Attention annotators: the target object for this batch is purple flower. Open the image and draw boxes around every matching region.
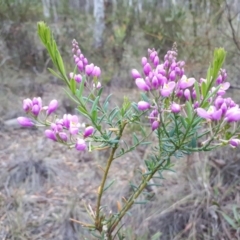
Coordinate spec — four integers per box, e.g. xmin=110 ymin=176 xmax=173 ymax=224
xmin=32 ymin=97 xmax=42 ymax=116
xmin=217 ymin=82 xmax=230 ymax=96
xmin=141 ymin=57 xmax=148 ymax=67
xmin=135 ymin=78 xmax=150 ymax=91
xmin=32 ymin=105 xmax=41 ymax=116
xmin=184 ymin=89 xmax=190 ymax=101
xmin=85 ymin=63 xmax=94 ymax=76
xmin=75 ymin=138 xmax=87 ymax=151
xmin=229 ymin=139 xmax=240 ymax=148
xmin=149 ymin=110 xmax=158 ymax=124
xmin=179 ymin=75 xmax=195 ymax=89
xmin=225 ymin=107 xmax=240 ymax=122
xmin=151 ymin=120 xmax=160 ymax=131
xmin=152 ymin=76 xmax=159 ymax=89
xmin=23 ymin=98 xmax=32 ymax=112
xmin=171 ymin=102 xmax=181 ymax=113
xmin=169 ymin=71 xmax=176 ymax=81
xmin=153 ymin=56 xmax=159 ymax=66
xmin=157 ymin=74 xmax=167 ymax=86
xmin=75 ymin=74 xmax=82 ymax=83
xmin=47 ymin=99 xmax=58 ymax=116
xmin=59 ymin=132 xmax=68 ymax=142
xmin=92 ymin=66 xmax=101 ymax=77
xmin=45 ymin=129 xmax=57 ymax=141
xmin=197 ymin=106 xmax=222 ymax=121
xmin=69 ymin=115 xmax=80 ymax=135
xmin=131 ymin=69 xmax=142 ymax=79
xmin=17 ymin=117 xmax=34 ymax=127
xmin=138 ymin=101 xmax=150 ymax=111
xmin=143 ymin=63 xmax=152 ymax=76
xmin=160 ymin=82 xmax=176 ymax=97
xmin=83 ymin=126 xmax=94 ymax=138
xmin=77 ymin=60 xmax=84 ymax=71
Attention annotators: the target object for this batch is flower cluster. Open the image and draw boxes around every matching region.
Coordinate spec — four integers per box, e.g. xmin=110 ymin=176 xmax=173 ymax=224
xmin=70 ymin=39 xmax=101 ymax=88
xmin=132 ymin=46 xmax=240 ymax=148
xmin=18 ymin=96 xmax=94 ymax=151
xmin=45 ymin=114 xmax=94 ymax=151
xmin=132 ymin=46 xmax=193 ymax=129
xmin=18 ymin=97 xmax=58 ymax=127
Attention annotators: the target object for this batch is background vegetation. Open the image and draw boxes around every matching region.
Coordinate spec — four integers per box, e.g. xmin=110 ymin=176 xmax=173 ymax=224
xmin=0 ymin=0 xmax=240 ymax=239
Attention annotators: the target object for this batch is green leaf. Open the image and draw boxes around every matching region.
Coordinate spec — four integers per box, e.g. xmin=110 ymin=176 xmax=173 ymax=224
xmin=194 ymin=81 xmax=201 ymax=102
xmin=185 ymin=101 xmax=193 ymax=122
xmin=91 ymin=110 xmax=98 ymax=122
xmin=69 ymin=78 xmax=76 ymax=94
xmin=132 ymin=133 xmax=139 ymax=145
xmin=220 ymin=211 xmax=238 ymax=229
xmin=103 ymin=179 xmax=115 ymax=192
xmin=151 ymin=232 xmax=162 ymax=240
xmin=91 ymin=96 xmax=100 ymax=115
xmin=48 ymin=68 xmax=64 ymax=80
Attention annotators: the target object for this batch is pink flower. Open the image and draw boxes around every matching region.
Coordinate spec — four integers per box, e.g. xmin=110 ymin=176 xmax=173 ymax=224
xmin=138 ymin=101 xmax=150 ymax=111
xmin=197 ymin=106 xmax=222 ymax=121
xmin=225 ymin=107 xmax=240 ymax=122
xmin=83 ymin=126 xmax=94 ymax=138
xmin=160 ymin=82 xmax=176 ymax=97
xmin=45 ymin=129 xmax=57 ymax=141
xmin=184 ymin=89 xmax=191 ymax=100
xmin=217 ymin=82 xmax=230 ymax=96
xmin=69 ymin=115 xmax=80 ymax=135
xmin=23 ymin=98 xmax=32 ymax=112
xmin=131 ymin=69 xmax=141 ymax=79
xmin=46 ymin=99 xmax=58 ymax=116
xmin=171 ymin=102 xmax=181 ymax=113
xmin=85 ymin=63 xmax=94 ymax=76
xmin=143 ymin=63 xmax=152 ymax=76
xmin=135 ymin=78 xmax=150 ymax=91
xmin=151 ymin=120 xmax=159 ymax=131
xmin=59 ymin=132 xmax=68 ymax=141
xmin=92 ymin=66 xmax=101 ymax=77
xmin=141 ymin=57 xmax=148 ymax=67
xmin=75 ymin=138 xmax=87 ymax=151
xmin=32 ymin=97 xmax=42 ymax=116
xmin=179 ymin=75 xmax=195 ymax=89
xmin=229 ymin=139 xmax=240 ymax=148
xmin=75 ymin=74 xmax=82 ymax=83
xmin=17 ymin=117 xmax=34 ymax=127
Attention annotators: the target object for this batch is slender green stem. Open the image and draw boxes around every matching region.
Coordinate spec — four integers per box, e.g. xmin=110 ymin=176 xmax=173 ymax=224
xmin=95 ymin=146 xmax=118 ymax=230
xmin=108 ymin=149 xmax=177 ymax=235
xmin=95 ymin=121 xmax=128 ymax=231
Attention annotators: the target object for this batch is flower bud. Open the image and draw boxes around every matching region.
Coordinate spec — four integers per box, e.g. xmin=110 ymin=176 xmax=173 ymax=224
xmin=17 ymin=117 xmax=34 ymax=127
xmin=151 ymin=120 xmax=159 ymax=131
xmin=229 ymin=139 xmax=240 ymax=148
xmin=84 ymin=126 xmax=94 ymax=138
xmin=75 ymin=74 xmax=82 ymax=83
xmin=75 ymin=138 xmax=87 ymax=151
xmin=141 ymin=57 xmax=148 ymax=67
xmin=171 ymin=102 xmax=181 ymax=113
xmin=135 ymin=78 xmax=150 ymax=91
xmin=47 ymin=99 xmax=58 ymax=116
xmin=92 ymin=66 xmax=101 ymax=77
xmin=131 ymin=69 xmax=141 ymax=79
xmin=45 ymin=129 xmax=57 ymax=141
xmin=138 ymin=101 xmax=150 ymax=111
xmin=143 ymin=63 xmax=152 ymax=76
xmin=23 ymin=98 xmax=32 ymax=112
xmin=59 ymin=132 xmax=68 ymax=142
xmin=85 ymin=63 xmax=94 ymax=76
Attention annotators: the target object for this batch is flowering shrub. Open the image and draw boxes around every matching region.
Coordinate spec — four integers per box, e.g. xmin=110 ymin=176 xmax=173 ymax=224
xmin=17 ymin=22 xmax=240 ymax=239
